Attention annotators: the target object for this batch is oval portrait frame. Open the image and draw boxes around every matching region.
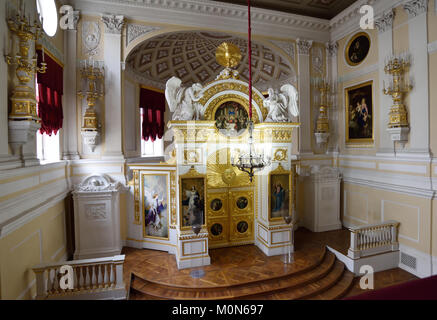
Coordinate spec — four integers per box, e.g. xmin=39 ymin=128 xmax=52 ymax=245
xmin=345 ymin=32 xmax=371 ymax=67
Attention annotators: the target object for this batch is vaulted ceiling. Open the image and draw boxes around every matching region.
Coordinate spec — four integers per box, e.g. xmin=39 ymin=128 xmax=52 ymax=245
xmin=212 ymin=0 xmax=358 ymax=20
xmin=126 ymin=31 xmax=297 ymax=92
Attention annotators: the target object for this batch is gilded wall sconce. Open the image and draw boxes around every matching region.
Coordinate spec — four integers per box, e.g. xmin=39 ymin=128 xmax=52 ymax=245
xmin=383 ymin=53 xmax=412 ymax=143
xmin=78 ymin=59 xmax=104 ymax=152
xmin=5 ymin=6 xmax=47 ymax=155
xmin=313 ymin=78 xmax=336 ymax=147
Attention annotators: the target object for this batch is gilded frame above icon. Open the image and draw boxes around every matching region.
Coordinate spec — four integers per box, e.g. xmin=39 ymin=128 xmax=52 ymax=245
xmin=345 ymin=80 xmax=374 ymax=145
xmin=268 ymin=164 xmax=292 ymax=222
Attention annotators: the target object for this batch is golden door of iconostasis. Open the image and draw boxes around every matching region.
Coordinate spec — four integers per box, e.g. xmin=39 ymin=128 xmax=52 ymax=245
xmin=206 ymin=148 xmax=255 ymax=248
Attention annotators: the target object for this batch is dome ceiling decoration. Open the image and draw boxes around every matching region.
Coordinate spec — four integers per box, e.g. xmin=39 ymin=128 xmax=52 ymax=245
xmin=125 ymin=31 xmax=296 ymax=92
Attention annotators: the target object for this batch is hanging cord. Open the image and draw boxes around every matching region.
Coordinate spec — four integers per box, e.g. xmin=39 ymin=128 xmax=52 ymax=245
xmin=247 ymin=0 xmax=252 ymax=120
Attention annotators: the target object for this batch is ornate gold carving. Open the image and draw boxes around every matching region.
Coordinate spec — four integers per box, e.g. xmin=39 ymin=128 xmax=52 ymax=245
xmin=207 ymin=192 xmax=228 ymax=218
xmin=207 ymin=218 xmax=228 ymax=242
xmin=207 ymin=148 xmax=253 ymax=189
xmin=184 ymin=149 xmax=201 ymax=164
xmin=229 ymin=191 xmax=254 ymax=216
xmin=273 ymin=149 xmax=288 ymax=162
xmin=230 ymin=215 xmax=253 ymax=242
xmin=200 ymin=82 xmax=267 ymax=120
xmin=170 ymin=171 xmax=177 ymax=226
xmin=133 ymin=170 xmax=141 ymax=225
xmin=216 ymin=42 xmax=242 ymax=68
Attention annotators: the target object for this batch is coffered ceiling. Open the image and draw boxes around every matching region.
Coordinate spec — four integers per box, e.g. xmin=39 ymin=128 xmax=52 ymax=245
xmin=212 ymin=0 xmax=359 ymax=20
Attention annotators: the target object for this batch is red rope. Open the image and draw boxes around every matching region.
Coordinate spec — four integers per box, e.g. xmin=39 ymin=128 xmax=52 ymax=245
xmin=247 ymin=0 xmax=252 ymax=120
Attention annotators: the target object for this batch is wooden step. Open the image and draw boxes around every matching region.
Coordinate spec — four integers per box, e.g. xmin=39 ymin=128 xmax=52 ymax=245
xmin=247 ymin=260 xmax=345 ymax=300
xmin=130 ymin=251 xmax=337 ymax=300
xmin=304 ymin=270 xmax=355 ymax=300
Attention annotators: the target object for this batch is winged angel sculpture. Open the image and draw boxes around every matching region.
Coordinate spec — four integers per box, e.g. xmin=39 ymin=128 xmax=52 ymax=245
xmin=263 ymin=84 xmax=299 ymax=122
xmin=165 ymin=76 xmax=204 ymax=120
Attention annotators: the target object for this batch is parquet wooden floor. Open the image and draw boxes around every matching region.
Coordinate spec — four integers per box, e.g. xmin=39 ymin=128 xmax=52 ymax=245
xmin=123 ymin=227 xmax=417 ymax=300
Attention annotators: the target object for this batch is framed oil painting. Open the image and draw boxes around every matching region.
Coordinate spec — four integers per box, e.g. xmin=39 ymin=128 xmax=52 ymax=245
xmin=345 ymin=32 xmax=371 ymax=66
xmin=214 ymin=100 xmax=249 ymax=137
xmin=142 ymin=173 xmax=169 ymax=240
xmin=268 ymin=166 xmax=291 ymax=221
xmin=345 ymin=81 xmax=374 ymax=145
xmin=180 ymin=170 xmax=206 ymax=230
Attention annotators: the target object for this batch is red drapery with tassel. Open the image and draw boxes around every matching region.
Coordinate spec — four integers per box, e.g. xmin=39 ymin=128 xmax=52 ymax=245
xmin=140 ymin=87 xmax=165 ymax=142
xmin=36 ymin=49 xmax=63 ymax=136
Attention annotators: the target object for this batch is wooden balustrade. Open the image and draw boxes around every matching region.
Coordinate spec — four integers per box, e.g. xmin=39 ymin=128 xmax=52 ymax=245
xmin=32 ymin=255 xmax=126 ymax=300
xmin=347 ymin=221 xmax=399 ymax=259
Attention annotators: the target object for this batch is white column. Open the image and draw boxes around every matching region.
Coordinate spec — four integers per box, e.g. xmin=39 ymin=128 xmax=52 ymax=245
xmin=326 ymin=42 xmax=338 ymax=153
xmin=375 ymin=9 xmax=395 ymax=154
xmin=63 ymin=11 xmax=80 ymax=160
xmin=404 ymin=0 xmax=430 ymax=156
xmin=101 ymin=14 xmax=125 ymax=160
xmin=296 ymin=39 xmax=313 ymax=155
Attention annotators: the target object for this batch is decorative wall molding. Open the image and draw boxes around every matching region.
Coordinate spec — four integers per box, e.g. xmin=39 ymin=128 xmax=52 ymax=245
xmin=101 ymin=14 xmax=125 ymax=34
xmin=71 ymin=10 xmax=81 ymax=30
xmin=325 ymin=42 xmax=338 ymax=57
xmin=74 ymin=174 xmax=125 ymax=192
xmin=403 ymin=0 xmax=428 ymax=18
xmin=82 ymin=21 xmax=101 ymax=56
xmin=375 ymin=9 xmax=395 ymax=33
xmin=429 ymin=41 xmax=437 ymax=54
xmin=338 ymin=63 xmax=378 ymax=83
xmin=311 ymin=46 xmax=323 ymax=75
xmin=296 ymin=39 xmax=313 ymax=56
xmin=85 ymin=203 xmax=107 ymax=220
xmin=126 ymin=24 xmax=161 ymax=47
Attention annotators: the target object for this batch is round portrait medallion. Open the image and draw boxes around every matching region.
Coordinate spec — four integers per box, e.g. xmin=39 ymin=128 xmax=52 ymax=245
xmin=236 ymin=197 xmax=248 ymax=210
xmin=210 ymin=223 xmax=223 ymax=236
xmin=345 ymin=32 xmax=371 ymax=66
xmin=210 ymin=199 xmax=223 ymax=211
xmin=237 ymin=221 xmax=249 ymax=234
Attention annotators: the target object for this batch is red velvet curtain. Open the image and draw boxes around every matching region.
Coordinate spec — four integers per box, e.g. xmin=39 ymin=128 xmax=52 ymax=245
xmin=140 ymin=88 xmax=165 ymax=142
xmin=36 ymin=49 xmax=64 ymax=136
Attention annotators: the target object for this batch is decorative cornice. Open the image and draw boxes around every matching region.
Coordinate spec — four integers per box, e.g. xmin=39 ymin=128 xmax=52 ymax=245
xmin=40 ymin=34 xmax=65 ymax=64
xmin=325 ymin=41 xmax=339 ymax=57
xmin=296 ymin=38 xmax=313 ymax=56
xmin=375 ymin=9 xmax=395 ymax=33
xmin=71 ymin=0 xmax=330 ymax=41
xmin=126 ymin=24 xmax=161 ymax=46
xmin=403 ymin=0 xmax=428 ymax=18
xmin=101 ymin=14 xmax=125 ymax=34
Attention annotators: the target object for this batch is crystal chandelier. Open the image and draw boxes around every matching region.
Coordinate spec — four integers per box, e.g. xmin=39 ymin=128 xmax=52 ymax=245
xmin=231 ymin=0 xmax=271 ymax=182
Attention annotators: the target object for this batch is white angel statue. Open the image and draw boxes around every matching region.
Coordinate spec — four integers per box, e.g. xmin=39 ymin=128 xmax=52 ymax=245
xmin=165 ymin=76 xmax=204 ymax=120
xmin=263 ymin=84 xmax=299 ymax=122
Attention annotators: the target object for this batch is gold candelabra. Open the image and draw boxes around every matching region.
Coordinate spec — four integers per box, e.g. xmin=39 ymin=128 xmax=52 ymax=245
xmin=313 ymin=78 xmax=336 ymax=134
xmin=78 ymin=60 xmax=105 ymax=131
xmin=5 ymin=7 xmax=47 ymax=121
xmin=383 ymin=54 xmax=412 ymax=129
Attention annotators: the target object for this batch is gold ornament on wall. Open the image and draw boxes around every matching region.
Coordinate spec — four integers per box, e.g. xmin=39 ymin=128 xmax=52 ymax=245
xmin=6 ymin=8 xmax=47 ymax=122
xmin=215 ymin=42 xmax=242 ymax=68
xmin=382 ymin=53 xmax=412 ymax=142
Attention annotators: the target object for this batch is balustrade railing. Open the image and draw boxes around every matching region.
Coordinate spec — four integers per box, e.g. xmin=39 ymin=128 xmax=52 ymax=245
xmin=32 ymin=255 xmax=126 ymax=300
xmin=348 ymin=221 xmax=399 ymax=259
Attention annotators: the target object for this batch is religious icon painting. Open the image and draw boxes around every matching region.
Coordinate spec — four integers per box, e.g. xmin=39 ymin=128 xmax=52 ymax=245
xmin=142 ymin=173 xmax=169 ymax=240
xmin=345 ymin=80 xmax=374 ymax=145
xmin=345 ymin=32 xmax=371 ymax=66
xmin=180 ymin=174 xmax=206 ymax=230
xmin=268 ymin=169 xmax=291 ymax=221
xmin=214 ymin=100 xmax=249 ymax=137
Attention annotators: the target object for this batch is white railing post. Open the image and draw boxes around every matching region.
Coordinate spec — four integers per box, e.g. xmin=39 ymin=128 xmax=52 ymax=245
xmin=348 ymin=230 xmax=360 ymax=259
xmin=34 ymin=269 xmax=47 ymax=300
xmin=113 ymin=255 xmax=125 ymax=289
xmin=391 ymin=222 xmax=399 ymax=251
